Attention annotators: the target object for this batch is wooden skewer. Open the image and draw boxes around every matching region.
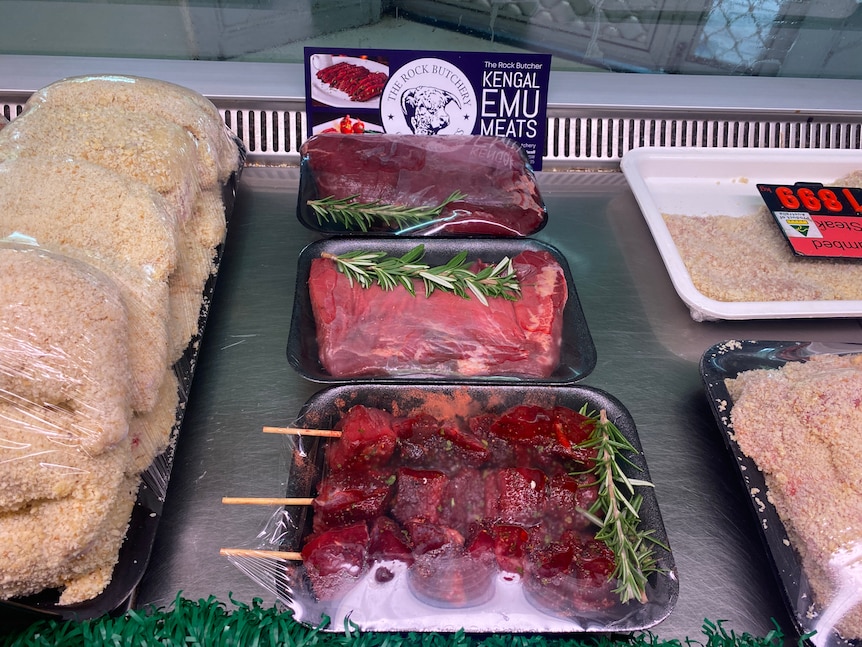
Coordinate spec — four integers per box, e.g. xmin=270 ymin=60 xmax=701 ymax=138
xmin=262 ymin=426 xmax=342 ymax=437
xmin=222 ymin=496 xmax=313 ymax=506
xmin=220 ymin=547 xmax=302 ymax=560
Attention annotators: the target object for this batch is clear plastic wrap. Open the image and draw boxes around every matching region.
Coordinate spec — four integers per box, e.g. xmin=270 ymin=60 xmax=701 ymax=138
xmin=168 ymin=187 xmax=228 ymax=362
xmin=0 ymin=243 xmax=131 ymax=495
xmin=297 ymin=133 xmax=547 ymax=237
xmin=0 ymin=440 xmax=139 ymax=604
xmin=0 ymin=113 xmax=8 ymax=130
xmin=224 ymin=384 xmax=678 ymax=634
xmin=24 ymin=74 xmax=243 ymax=188
xmin=0 ymin=97 xmax=233 ymax=364
xmin=0 ymin=243 xmax=142 ymax=603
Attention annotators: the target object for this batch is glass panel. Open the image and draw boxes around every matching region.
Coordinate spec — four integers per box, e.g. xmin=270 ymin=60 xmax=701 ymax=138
xmin=0 ymin=0 xmax=860 ymax=79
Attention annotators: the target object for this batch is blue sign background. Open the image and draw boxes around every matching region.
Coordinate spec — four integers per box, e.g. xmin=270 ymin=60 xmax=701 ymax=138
xmin=305 ymin=47 xmax=552 ymax=170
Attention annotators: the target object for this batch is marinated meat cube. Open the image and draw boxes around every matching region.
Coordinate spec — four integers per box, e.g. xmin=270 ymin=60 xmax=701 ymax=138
xmin=438 ymin=468 xmax=487 ymax=535
xmin=543 ymin=473 xmax=599 ymax=537
xmin=368 ymin=516 xmax=413 ymax=565
xmin=391 ymin=468 xmax=448 ymax=524
xmin=312 ymin=470 xmax=394 ymax=533
xmin=485 ymin=467 xmax=547 ymax=526
xmin=524 ymin=529 xmax=617 ymax=615
xmin=404 ymin=519 xmax=464 ymax=556
xmin=490 ymin=404 xmax=554 ymax=445
xmin=301 ymin=523 xmax=370 ymax=601
xmin=327 ymin=405 xmax=397 ymax=473
xmin=547 ymin=406 xmax=597 ymax=469
xmin=395 ymin=414 xmax=491 ymax=471
xmin=469 ymin=414 xmax=515 ymax=465
xmin=467 ymin=522 xmax=531 ymax=575
xmin=393 ymin=413 xmax=442 ymax=465
xmin=491 ymin=404 xmax=598 ymax=473
xmin=409 ymin=542 xmax=495 ymax=608
xmin=307 ymin=249 xmax=567 ymax=379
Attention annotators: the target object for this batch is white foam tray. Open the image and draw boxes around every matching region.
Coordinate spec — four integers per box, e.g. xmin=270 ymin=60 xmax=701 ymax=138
xmin=620 ymin=146 xmax=862 ymax=321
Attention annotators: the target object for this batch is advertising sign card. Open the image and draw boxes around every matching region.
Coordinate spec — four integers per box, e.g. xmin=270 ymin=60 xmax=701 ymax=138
xmin=758 ymin=182 xmax=862 ymax=259
xmin=304 ymin=47 xmax=552 ymax=170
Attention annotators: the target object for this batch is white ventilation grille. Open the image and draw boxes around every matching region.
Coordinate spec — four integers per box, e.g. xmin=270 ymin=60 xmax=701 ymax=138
xmin=4 ymin=100 xmax=861 ymax=169
xmin=220 ymin=108 xmax=306 ymax=160
xmin=218 ymin=107 xmax=862 ymax=169
xmin=544 ymin=115 xmax=862 ymax=166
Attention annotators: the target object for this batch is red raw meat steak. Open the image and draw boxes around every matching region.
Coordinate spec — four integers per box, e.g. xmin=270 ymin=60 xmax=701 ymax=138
xmin=307 ymin=249 xmax=568 ymax=378
xmin=300 ymin=133 xmax=546 ymax=236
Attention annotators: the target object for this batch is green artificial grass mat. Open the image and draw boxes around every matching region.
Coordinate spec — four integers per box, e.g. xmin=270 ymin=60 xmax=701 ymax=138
xmin=1 ymin=594 xmax=801 ymax=647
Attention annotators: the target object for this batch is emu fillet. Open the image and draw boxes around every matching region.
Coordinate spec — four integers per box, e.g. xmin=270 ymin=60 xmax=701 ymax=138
xmin=308 ymin=250 xmax=568 ymax=378
xmin=300 ymin=133 xmax=546 ymax=236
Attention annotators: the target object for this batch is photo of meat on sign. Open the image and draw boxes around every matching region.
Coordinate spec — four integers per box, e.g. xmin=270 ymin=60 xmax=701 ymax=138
xmin=311 ymin=54 xmax=389 ymax=108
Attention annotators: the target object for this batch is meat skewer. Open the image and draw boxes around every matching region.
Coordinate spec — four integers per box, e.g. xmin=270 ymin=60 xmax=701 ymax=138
xmin=222 ymin=496 xmax=314 ymax=506
xmin=262 ymin=426 xmax=341 ymax=437
xmin=220 ymin=548 xmax=301 ymax=560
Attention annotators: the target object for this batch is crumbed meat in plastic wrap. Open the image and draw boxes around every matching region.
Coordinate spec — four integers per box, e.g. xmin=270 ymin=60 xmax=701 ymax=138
xmin=0 ymin=243 xmax=149 ymax=602
xmin=24 ymin=74 xmax=242 ymax=187
xmin=0 ymin=243 xmax=131 ymax=510
xmin=0 ymin=114 xmax=7 ymax=130
xmin=0 ymin=156 xmax=175 ymax=413
xmin=0 ymin=74 xmax=239 ymax=612
xmin=0 ymin=102 xmax=201 ymax=227
xmin=726 ymin=353 xmax=862 ymax=642
xmin=129 ymin=369 xmax=180 ymax=494
xmin=308 ymin=249 xmax=568 ymax=378
xmin=168 ymin=187 xmax=228 ymax=361
xmin=298 ymin=134 xmax=547 ymax=236
xmin=0 ymin=438 xmax=138 ymax=603
xmin=0 ymin=100 xmax=230 ymax=362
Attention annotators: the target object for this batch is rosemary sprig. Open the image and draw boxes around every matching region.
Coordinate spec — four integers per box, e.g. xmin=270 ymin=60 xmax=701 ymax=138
xmin=321 ymin=244 xmax=521 ymax=306
xmin=307 ymin=191 xmax=466 ymax=232
xmin=574 ymin=407 xmax=666 ymax=605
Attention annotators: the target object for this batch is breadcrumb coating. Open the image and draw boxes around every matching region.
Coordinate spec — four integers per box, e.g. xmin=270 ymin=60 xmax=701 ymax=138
xmin=0 ymin=156 xmax=173 ymax=413
xmin=0 ymin=102 xmax=200 ymax=226
xmin=168 ymin=188 xmax=227 ymax=361
xmin=727 ymin=354 xmax=862 ymax=639
xmin=25 ymin=74 xmax=241 ymax=187
xmin=663 ymin=172 xmax=862 ymax=303
xmin=130 ymin=369 xmax=180 ymax=477
xmin=0 ymin=245 xmax=130 ymax=447
xmin=0 ymin=437 xmax=134 ymax=600
xmin=0 ymin=74 xmax=239 ymax=606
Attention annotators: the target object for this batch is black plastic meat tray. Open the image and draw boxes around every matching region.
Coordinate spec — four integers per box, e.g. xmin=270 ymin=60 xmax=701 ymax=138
xmin=287 ymin=237 xmax=596 ymax=384
xmin=275 ymin=382 xmax=679 ymax=633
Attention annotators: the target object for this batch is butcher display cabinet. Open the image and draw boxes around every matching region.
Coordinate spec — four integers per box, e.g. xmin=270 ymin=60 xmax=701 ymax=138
xmin=2 ymin=2 xmax=862 ymax=645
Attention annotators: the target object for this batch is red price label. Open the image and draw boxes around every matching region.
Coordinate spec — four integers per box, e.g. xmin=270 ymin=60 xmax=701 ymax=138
xmin=757 ymin=182 xmax=862 ymax=259
xmin=759 ymin=183 xmax=862 ymax=216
